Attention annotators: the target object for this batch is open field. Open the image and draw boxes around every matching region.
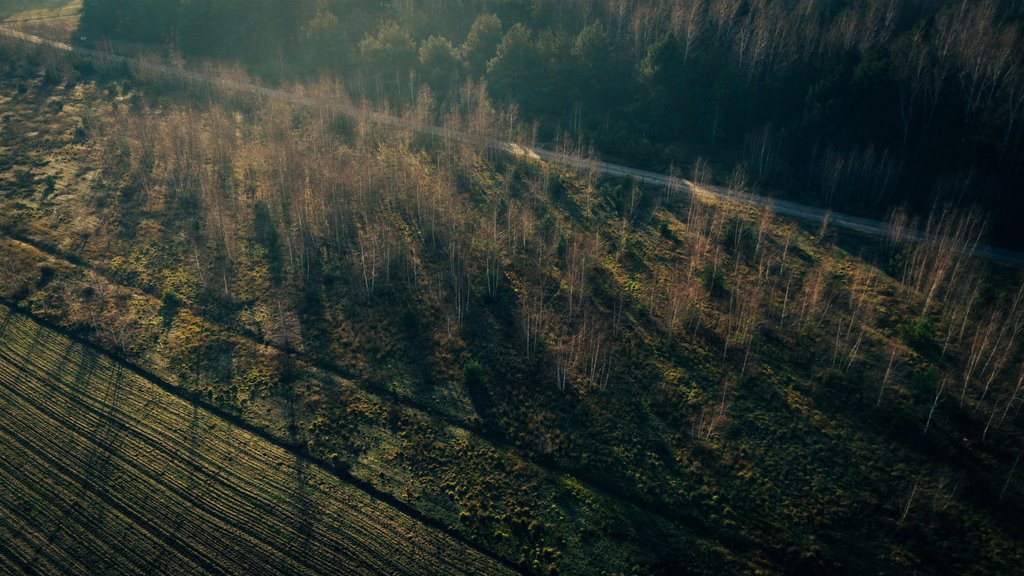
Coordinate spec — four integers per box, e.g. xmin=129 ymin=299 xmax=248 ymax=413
xmin=0 ymin=305 xmax=514 ymax=575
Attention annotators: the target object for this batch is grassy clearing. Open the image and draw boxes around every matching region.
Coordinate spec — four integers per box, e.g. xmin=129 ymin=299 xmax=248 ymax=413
xmin=0 ymin=305 xmax=514 ymax=575
xmin=1 ymin=30 xmax=1022 ymax=575
xmin=0 ymin=46 xmax=746 ymax=575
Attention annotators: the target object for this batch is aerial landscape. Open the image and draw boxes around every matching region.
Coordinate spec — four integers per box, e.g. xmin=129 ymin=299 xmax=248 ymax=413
xmin=0 ymin=1 xmax=1023 ymax=574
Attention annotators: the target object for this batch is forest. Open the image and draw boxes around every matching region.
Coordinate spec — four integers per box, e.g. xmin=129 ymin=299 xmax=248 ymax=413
xmin=0 ymin=1 xmax=1023 ymax=574
xmin=77 ymin=0 xmax=1024 ymax=248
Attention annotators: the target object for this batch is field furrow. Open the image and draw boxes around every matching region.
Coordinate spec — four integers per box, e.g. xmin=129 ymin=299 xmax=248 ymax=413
xmin=0 ymin=358 xmax=312 ymax=574
xmin=0 ymin=306 xmax=516 ymax=576
xmin=0 ymin=376 xmax=225 ymax=574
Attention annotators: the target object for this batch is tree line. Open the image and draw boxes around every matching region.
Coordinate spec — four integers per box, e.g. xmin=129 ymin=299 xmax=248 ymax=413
xmin=78 ymin=1 xmax=1024 ymax=248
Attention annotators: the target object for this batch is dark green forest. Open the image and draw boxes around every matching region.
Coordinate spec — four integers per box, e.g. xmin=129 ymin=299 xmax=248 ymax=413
xmin=77 ymin=0 xmax=1024 ymax=248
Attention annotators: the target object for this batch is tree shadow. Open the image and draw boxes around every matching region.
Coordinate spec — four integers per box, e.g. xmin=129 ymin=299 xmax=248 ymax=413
xmin=290 ymin=456 xmax=316 ymax=557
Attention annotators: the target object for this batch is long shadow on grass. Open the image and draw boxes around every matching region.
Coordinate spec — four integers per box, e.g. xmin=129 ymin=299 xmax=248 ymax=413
xmin=143 ymin=399 xmax=208 ymax=574
xmin=69 ymin=339 xmax=100 ymax=389
xmin=809 ymin=361 xmax=1024 ymax=531
xmin=285 ymin=391 xmax=317 ymax=554
xmin=76 ymin=362 xmax=129 ymax=572
xmin=291 ymin=456 xmax=316 ymax=557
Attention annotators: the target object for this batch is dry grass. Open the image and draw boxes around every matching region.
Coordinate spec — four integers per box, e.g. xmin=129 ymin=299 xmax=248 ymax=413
xmin=0 ymin=0 xmax=80 ymax=21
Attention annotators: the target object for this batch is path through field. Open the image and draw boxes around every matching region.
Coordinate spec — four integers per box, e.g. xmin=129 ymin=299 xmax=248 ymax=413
xmin=0 ymin=305 xmax=516 ymax=575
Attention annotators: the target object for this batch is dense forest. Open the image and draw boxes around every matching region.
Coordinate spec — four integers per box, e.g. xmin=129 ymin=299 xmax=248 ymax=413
xmin=77 ymin=0 xmax=1024 ymax=248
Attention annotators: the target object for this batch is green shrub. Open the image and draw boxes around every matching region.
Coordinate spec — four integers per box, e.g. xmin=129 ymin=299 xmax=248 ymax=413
xmin=463 ymin=360 xmax=484 ymax=389
xmin=900 ymin=315 xmax=937 ymax=356
xmin=159 ymin=288 xmax=182 ymax=326
xmin=658 ymin=219 xmax=672 ymax=239
xmin=724 ymin=216 xmax=755 ymax=256
xmin=71 ymin=116 xmax=89 ymax=142
xmin=400 ymin=307 xmax=419 ymax=333
xmin=908 ymin=365 xmax=940 ymax=400
xmin=701 ymin=262 xmax=727 ymax=299
xmin=885 ymin=251 xmax=906 ymax=278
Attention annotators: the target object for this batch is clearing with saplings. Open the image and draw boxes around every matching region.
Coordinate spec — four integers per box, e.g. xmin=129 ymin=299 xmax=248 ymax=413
xmin=1 ymin=1 xmax=1023 ymax=574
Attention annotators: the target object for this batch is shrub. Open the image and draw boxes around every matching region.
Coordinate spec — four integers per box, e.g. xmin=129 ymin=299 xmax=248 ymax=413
xmin=658 ymin=219 xmax=672 ymax=239
xmin=400 ymin=307 xmax=419 ymax=333
xmin=900 ymin=315 xmax=938 ymax=357
xmin=463 ymin=360 xmax=484 ymax=389
xmin=908 ymin=365 xmax=940 ymax=400
xmin=159 ymin=288 xmax=182 ymax=326
xmin=72 ymin=117 xmax=89 ymax=142
xmin=701 ymin=262 xmax=727 ymax=299
xmin=72 ymin=56 xmax=96 ymax=77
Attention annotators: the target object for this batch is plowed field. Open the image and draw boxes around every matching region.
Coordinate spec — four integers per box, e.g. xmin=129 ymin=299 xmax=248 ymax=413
xmin=0 ymin=305 xmax=513 ymax=575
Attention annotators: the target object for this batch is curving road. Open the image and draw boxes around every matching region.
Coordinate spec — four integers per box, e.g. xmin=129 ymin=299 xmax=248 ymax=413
xmin=3 ymin=24 xmax=1023 ymax=267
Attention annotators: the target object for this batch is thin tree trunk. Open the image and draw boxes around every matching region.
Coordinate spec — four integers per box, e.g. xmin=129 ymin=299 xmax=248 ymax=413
xmin=924 ymin=379 xmax=945 ymax=435
xmin=999 ymin=453 xmax=1020 ymax=502
xmin=878 ymin=345 xmax=897 ymax=407
xmin=900 ymin=481 xmax=918 ymax=525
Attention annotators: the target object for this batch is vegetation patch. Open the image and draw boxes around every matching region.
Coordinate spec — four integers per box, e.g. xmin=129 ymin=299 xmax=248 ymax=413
xmin=0 ymin=14 xmax=1022 ymax=575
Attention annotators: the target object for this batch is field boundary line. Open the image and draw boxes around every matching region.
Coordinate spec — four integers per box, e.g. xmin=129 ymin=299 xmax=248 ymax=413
xmin=0 ymin=303 xmax=526 ymax=575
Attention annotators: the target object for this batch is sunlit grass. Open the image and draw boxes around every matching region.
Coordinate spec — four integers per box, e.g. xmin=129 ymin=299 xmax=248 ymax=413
xmin=0 ymin=0 xmax=80 ymax=21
